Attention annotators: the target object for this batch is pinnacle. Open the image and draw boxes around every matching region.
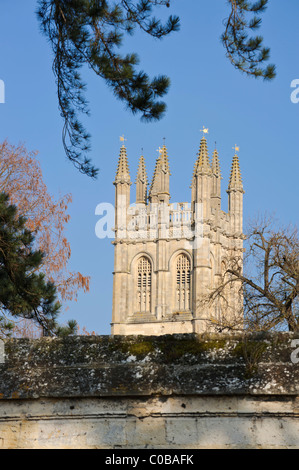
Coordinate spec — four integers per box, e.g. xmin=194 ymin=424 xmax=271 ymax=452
xmin=159 ymin=144 xmax=171 ymax=174
xmin=114 ymin=144 xmax=131 ymax=184
xmin=135 ymin=154 xmax=148 ymax=204
xmin=149 ymin=155 xmax=161 ymax=196
xmin=135 ymin=154 xmax=148 ymax=185
xmin=193 ymin=136 xmax=212 ymax=177
xmin=211 ymin=148 xmax=221 ymax=177
xmin=149 ymin=144 xmax=171 ymax=198
xmin=228 ymin=153 xmax=243 ymax=192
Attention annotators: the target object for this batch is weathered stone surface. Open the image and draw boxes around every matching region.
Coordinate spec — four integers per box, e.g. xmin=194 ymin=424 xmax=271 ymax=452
xmin=0 ymin=333 xmax=299 ymax=448
xmin=0 ymin=332 xmax=299 ymax=399
xmin=112 ymin=138 xmax=244 ymax=336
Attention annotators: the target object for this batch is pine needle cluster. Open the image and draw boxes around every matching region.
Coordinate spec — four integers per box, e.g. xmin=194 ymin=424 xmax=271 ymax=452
xmin=222 ymin=0 xmax=276 ymax=81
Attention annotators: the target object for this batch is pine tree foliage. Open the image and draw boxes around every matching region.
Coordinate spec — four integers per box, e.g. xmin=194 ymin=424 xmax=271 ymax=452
xmin=222 ymin=0 xmax=276 ymax=80
xmin=35 ymin=1 xmax=275 ymax=177
xmin=0 ymin=192 xmax=77 ymax=337
xmin=36 ymin=0 xmax=179 ymax=177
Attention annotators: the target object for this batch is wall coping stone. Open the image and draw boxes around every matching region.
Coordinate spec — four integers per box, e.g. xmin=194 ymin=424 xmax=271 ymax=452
xmin=0 ymin=332 xmax=298 ymax=400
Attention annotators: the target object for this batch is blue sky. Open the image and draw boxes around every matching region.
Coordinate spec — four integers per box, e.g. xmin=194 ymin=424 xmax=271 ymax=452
xmin=0 ymin=1 xmax=298 ymax=334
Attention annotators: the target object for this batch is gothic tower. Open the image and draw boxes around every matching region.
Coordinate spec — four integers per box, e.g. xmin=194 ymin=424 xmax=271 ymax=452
xmin=111 ymin=133 xmax=244 ymax=335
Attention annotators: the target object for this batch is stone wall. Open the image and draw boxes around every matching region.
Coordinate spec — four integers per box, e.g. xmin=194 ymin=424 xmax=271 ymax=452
xmin=0 ymin=333 xmax=299 ymax=449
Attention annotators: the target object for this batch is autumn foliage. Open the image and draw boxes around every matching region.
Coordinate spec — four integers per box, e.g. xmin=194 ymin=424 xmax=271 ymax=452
xmin=0 ymin=140 xmax=90 ymax=310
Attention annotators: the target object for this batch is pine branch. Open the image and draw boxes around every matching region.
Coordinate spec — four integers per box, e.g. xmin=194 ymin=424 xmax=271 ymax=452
xmin=36 ymin=0 xmax=179 ymax=177
xmin=222 ymin=0 xmax=276 ymax=81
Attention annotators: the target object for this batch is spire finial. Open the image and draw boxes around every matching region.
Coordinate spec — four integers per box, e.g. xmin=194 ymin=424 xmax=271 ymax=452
xmin=232 ymin=144 xmax=240 ymax=154
xmin=200 ymin=126 xmax=209 ymax=138
xmin=119 ymin=134 xmax=127 ymax=146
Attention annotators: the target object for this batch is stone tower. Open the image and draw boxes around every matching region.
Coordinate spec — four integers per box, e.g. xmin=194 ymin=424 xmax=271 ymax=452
xmin=111 ymin=134 xmax=244 ymax=335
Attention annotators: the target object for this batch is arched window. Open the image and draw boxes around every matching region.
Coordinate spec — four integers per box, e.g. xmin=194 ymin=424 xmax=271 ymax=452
xmin=176 ymin=254 xmax=191 ymax=311
xmin=137 ymin=256 xmax=152 ymax=312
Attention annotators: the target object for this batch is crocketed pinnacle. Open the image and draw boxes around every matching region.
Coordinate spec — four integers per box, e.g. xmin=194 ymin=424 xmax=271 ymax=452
xmin=149 ymin=144 xmax=171 ymax=197
xmin=149 ymin=156 xmax=160 ymax=197
xmin=135 ymin=154 xmax=148 ymax=204
xmin=159 ymin=144 xmax=171 ymax=174
xmin=114 ymin=144 xmax=131 ymax=185
xmin=228 ymin=153 xmax=243 ymax=192
xmin=135 ymin=155 xmax=148 ymax=185
xmin=193 ymin=136 xmax=212 ymax=177
xmin=211 ymin=148 xmax=221 ymax=177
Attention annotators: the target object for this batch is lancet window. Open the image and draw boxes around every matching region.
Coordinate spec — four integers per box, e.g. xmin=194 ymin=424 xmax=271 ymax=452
xmin=137 ymin=256 xmax=152 ymax=312
xmin=175 ymin=254 xmax=191 ymax=311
